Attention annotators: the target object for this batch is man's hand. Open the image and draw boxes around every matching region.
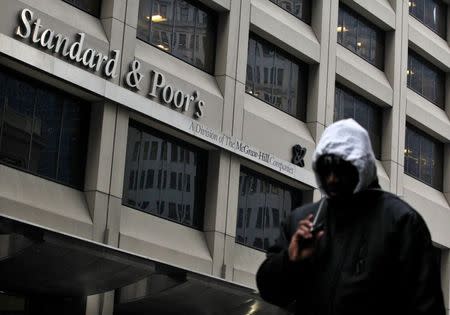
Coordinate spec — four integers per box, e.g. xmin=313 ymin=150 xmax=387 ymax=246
xmin=288 ymin=214 xmax=325 ymax=262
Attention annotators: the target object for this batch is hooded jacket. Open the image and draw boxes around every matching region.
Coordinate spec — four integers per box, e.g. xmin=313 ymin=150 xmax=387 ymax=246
xmin=256 ymin=119 xmax=445 ymax=315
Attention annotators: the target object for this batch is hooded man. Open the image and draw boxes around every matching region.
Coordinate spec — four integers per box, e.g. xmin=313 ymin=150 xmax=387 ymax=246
xmin=256 ymin=119 xmax=445 ymax=315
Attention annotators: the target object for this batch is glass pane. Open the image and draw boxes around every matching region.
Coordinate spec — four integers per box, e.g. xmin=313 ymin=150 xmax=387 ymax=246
xmin=295 ymin=0 xmax=311 ymax=23
xmin=195 ymin=9 xmax=215 ymax=73
xmin=273 ymin=52 xmax=291 ymax=112
xmin=342 ymin=9 xmax=357 ymax=53
xmin=404 ymin=128 xmax=420 ymax=178
xmin=137 ymin=0 xmax=153 ymax=42
xmin=422 ymin=65 xmax=437 ymax=104
xmin=63 ymin=0 xmax=101 ymax=17
xmin=246 ymin=38 xmax=256 ymax=94
xmin=357 ymin=20 xmax=371 ymax=61
xmin=409 ymin=0 xmax=424 ymax=21
xmin=424 ymin=0 xmax=439 ymax=33
xmin=432 ymin=141 xmax=443 ymax=190
xmin=57 ymin=99 xmax=89 ymax=188
xmin=289 ymin=62 xmax=299 ymax=117
xmin=173 ymin=1 xmax=196 ymax=65
xmin=1 ymin=77 xmax=35 ymax=169
xmin=29 ymin=88 xmax=62 ymax=179
xmin=373 ymin=30 xmax=384 ymax=69
xmin=419 ymin=136 xmax=433 ymax=185
xmin=264 ymin=182 xmax=284 ymax=250
xmin=409 ymin=54 xmax=423 ymax=94
xmin=337 ymin=6 xmax=344 ymax=44
xmin=0 ymin=71 xmax=6 ymax=149
xmin=354 ymin=99 xmax=369 ymax=130
xmin=151 ymin=0 xmax=174 ymax=53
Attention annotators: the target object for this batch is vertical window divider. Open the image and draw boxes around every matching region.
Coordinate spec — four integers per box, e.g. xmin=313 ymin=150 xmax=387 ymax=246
xmin=26 ymin=92 xmax=38 ymax=170
xmin=55 ymin=100 xmax=66 ymax=181
xmin=0 ymin=96 xmax=7 ymax=153
xmin=192 ymin=7 xmax=198 ymax=67
xmin=288 ymin=61 xmax=293 ymax=113
xmin=270 ymin=49 xmax=276 ymax=105
xmin=148 ymin=0 xmax=154 ymax=43
xmin=170 ymin=0 xmax=177 ymax=53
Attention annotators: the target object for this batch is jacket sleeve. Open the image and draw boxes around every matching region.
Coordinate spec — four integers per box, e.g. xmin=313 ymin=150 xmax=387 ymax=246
xmin=256 ymin=214 xmax=312 ymax=307
xmin=397 ymin=211 xmax=446 ymax=315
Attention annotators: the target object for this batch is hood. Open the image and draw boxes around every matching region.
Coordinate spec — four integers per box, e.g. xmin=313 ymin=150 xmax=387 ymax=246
xmin=312 ymin=119 xmax=377 ymax=196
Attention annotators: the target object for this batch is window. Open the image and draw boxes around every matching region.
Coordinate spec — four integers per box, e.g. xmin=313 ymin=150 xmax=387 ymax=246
xmin=123 ymin=121 xmax=207 ymax=229
xmin=334 ymin=85 xmax=382 ymax=159
xmin=404 ymin=124 xmax=443 ymax=190
xmin=337 ymin=4 xmax=385 ymax=70
xmin=236 ymin=168 xmax=304 ymax=251
xmin=63 ymin=0 xmax=102 ymax=17
xmin=409 ymin=0 xmax=447 ymax=38
xmin=0 ymin=67 xmax=90 ymax=190
xmin=137 ymin=0 xmax=217 ymax=74
xmin=269 ymin=0 xmax=312 ymax=24
xmin=407 ymin=50 xmax=445 ymax=109
xmin=246 ymin=34 xmax=308 ymax=121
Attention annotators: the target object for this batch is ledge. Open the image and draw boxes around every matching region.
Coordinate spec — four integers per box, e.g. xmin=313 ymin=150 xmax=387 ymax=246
xmin=408 ymin=16 xmax=450 ymax=71
xmin=336 ymin=45 xmax=393 ymax=107
xmin=403 ymin=175 xmax=450 ymax=248
xmin=406 ymin=89 xmax=450 ymax=142
xmin=119 ymin=205 xmax=213 ymax=275
xmin=0 ymin=165 xmax=92 ymax=239
xmin=233 ymin=243 xmax=266 ymax=289
xmin=250 ymin=0 xmax=320 ymax=63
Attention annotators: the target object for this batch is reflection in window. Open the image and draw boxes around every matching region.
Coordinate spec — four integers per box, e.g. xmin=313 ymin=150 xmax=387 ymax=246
xmin=236 ymin=168 xmax=304 ymax=251
xmin=63 ymin=0 xmax=102 ymax=17
xmin=137 ymin=0 xmax=217 ymax=73
xmin=269 ymin=0 xmax=311 ymax=24
xmin=123 ymin=121 xmax=207 ymax=229
xmin=409 ymin=0 xmax=447 ymax=38
xmin=337 ymin=4 xmax=385 ymax=70
xmin=0 ymin=67 xmax=90 ymax=189
xmin=334 ymin=85 xmax=383 ymax=159
xmin=407 ymin=50 xmax=445 ymax=109
xmin=246 ymin=34 xmax=308 ymax=121
xmin=404 ymin=125 xmax=443 ymax=190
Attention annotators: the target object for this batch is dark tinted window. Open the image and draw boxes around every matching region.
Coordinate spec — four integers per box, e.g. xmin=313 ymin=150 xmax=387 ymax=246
xmin=246 ymin=34 xmax=308 ymax=121
xmin=63 ymin=0 xmax=102 ymax=17
xmin=123 ymin=121 xmax=207 ymax=229
xmin=407 ymin=50 xmax=445 ymax=109
xmin=337 ymin=4 xmax=385 ymax=70
xmin=236 ymin=168 xmax=304 ymax=251
xmin=269 ymin=0 xmax=311 ymax=24
xmin=137 ymin=0 xmax=217 ymax=74
xmin=409 ymin=0 xmax=447 ymax=38
xmin=334 ymin=85 xmax=382 ymax=159
xmin=0 ymin=67 xmax=90 ymax=189
xmin=404 ymin=124 xmax=443 ymax=190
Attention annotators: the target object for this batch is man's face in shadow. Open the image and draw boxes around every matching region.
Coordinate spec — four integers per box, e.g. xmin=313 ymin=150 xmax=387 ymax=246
xmin=316 ymin=155 xmax=359 ymax=200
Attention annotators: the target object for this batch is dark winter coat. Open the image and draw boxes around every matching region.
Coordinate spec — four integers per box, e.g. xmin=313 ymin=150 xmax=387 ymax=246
xmin=256 ymin=189 xmax=445 ymax=315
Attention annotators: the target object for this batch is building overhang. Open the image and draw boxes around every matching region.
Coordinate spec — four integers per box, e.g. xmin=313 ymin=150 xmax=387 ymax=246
xmin=0 ymin=215 xmax=288 ymax=314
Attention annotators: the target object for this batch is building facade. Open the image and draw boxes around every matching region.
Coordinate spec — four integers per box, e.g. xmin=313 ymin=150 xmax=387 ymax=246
xmin=0 ymin=0 xmax=449 ymax=314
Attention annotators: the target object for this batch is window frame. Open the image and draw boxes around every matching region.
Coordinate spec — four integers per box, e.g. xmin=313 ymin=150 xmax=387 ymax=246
xmin=62 ymin=0 xmax=102 ymax=18
xmin=122 ymin=119 xmax=208 ymax=231
xmin=136 ymin=0 xmax=217 ymax=74
xmin=245 ymin=33 xmax=309 ymax=122
xmin=337 ymin=3 xmax=385 ymax=70
xmin=269 ymin=0 xmax=312 ymax=24
xmin=407 ymin=50 xmax=446 ymax=109
xmin=0 ymin=66 xmax=91 ymax=190
xmin=404 ymin=124 xmax=444 ymax=191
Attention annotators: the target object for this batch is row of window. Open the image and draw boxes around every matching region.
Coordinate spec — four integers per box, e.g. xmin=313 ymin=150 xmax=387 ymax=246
xmin=65 ymin=0 xmax=448 ymax=79
xmin=0 ymin=66 xmax=446 ymax=253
